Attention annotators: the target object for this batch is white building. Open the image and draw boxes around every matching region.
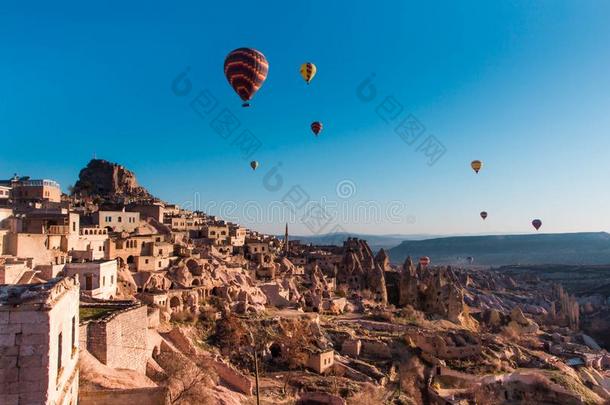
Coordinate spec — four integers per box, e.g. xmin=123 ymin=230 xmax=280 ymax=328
xmin=0 ymin=185 xmax=10 ymax=200
xmin=68 ymin=226 xmax=109 ymax=261
xmin=64 ymin=260 xmax=117 ymax=299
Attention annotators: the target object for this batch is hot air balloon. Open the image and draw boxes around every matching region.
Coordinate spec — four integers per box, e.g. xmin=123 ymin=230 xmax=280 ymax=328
xmin=300 ymin=62 xmax=317 ymax=84
xmin=419 ymin=256 xmax=430 ymax=267
xmin=480 ymin=211 xmax=488 ymax=220
xmin=532 ymin=219 xmax=542 ymax=231
xmin=250 ymin=161 xmax=259 ymax=171
xmin=311 ymin=121 xmax=323 ymax=136
xmin=471 ymin=160 xmax=482 ymax=174
xmin=224 ymin=48 xmax=269 ymax=107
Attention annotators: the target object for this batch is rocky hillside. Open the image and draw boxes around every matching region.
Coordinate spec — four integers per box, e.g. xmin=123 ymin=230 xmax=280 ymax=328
xmin=388 ymin=232 xmax=610 ymax=266
xmin=72 ymin=159 xmax=155 ymax=202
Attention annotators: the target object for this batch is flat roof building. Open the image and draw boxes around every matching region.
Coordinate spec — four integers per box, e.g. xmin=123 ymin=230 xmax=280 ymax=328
xmin=0 ymin=276 xmax=80 ymax=405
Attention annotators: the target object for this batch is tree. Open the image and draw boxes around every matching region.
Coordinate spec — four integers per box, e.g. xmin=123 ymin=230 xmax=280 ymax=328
xmin=155 ymin=351 xmax=216 ymax=405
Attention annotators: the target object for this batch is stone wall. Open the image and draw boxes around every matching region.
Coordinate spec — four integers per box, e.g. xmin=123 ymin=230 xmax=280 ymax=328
xmin=360 ymin=339 xmax=392 ymax=359
xmin=84 ymin=304 xmax=148 ymax=373
xmin=0 ymin=276 xmax=80 ymax=405
xmin=79 ymin=387 xmax=169 ymax=405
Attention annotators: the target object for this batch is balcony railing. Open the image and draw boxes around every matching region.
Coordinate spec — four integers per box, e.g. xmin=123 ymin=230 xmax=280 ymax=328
xmin=48 ymin=225 xmax=70 ymax=235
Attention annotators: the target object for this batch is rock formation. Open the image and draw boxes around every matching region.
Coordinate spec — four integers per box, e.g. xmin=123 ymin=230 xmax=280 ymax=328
xmin=506 ymin=306 xmax=540 ymax=334
xmin=73 ymin=159 xmax=154 ymax=201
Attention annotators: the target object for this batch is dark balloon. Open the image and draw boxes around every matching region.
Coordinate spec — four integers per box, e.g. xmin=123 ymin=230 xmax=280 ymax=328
xmin=250 ymin=161 xmax=259 ymax=171
xmin=532 ymin=219 xmax=542 ymax=230
xmin=419 ymin=256 xmax=430 ymax=267
xmin=480 ymin=211 xmax=488 ymax=220
xmin=311 ymin=121 xmax=323 ymax=136
xmin=471 ymin=160 xmax=482 ymax=174
xmin=224 ymin=48 xmax=269 ymax=107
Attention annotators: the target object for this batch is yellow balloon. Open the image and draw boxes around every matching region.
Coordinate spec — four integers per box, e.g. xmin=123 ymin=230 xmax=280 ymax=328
xmin=300 ymin=62 xmax=317 ymax=84
xmin=471 ymin=160 xmax=482 ymax=174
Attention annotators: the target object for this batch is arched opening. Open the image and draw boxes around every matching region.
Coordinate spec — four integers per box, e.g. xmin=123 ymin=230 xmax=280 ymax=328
xmin=192 ymin=279 xmax=200 ymax=286
xmin=270 ymin=343 xmax=282 ymax=358
xmin=127 ymin=255 xmax=135 ymax=264
xmin=169 ymin=296 xmax=181 ymax=311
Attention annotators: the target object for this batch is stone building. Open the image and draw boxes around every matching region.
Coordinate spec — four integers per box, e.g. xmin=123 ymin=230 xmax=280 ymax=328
xmin=127 ymin=202 xmax=165 ymax=223
xmin=1 ymin=176 xmax=62 ymax=204
xmin=93 ymin=209 xmax=140 ymax=233
xmin=0 ymin=276 xmax=80 ymax=405
xmin=79 ymin=302 xmax=149 ymax=374
xmin=4 ymin=208 xmax=78 ymax=268
xmin=64 ymin=260 xmax=117 ymax=299
xmin=69 ymin=226 xmax=109 ymax=261
xmin=229 ymin=224 xmax=246 ymax=246
xmin=204 ymin=224 xmax=230 ymax=245
xmin=307 ymin=349 xmax=335 ymax=374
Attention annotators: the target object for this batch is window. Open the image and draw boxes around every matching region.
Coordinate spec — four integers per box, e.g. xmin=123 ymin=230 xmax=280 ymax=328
xmin=102 ymin=276 xmax=105 ymax=286
xmin=111 ymin=276 xmax=114 ymax=284
xmin=72 ymin=222 xmax=76 ymax=232
xmin=145 ymin=259 xmax=149 ymax=264
xmin=117 ymin=217 xmax=122 ymax=223
xmin=71 ymin=317 xmax=76 ymax=357
xmin=57 ymin=332 xmax=63 ymax=374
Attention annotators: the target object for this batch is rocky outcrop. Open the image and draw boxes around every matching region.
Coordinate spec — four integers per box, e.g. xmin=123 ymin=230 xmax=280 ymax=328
xmin=506 ymin=306 xmax=539 ymax=334
xmin=374 ymin=248 xmax=390 ymax=272
xmin=336 ymin=238 xmax=388 ymax=304
xmin=398 ymin=261 xmax=476 ymax=327
xmin=73 ymin=159 xmax=154 ymax=202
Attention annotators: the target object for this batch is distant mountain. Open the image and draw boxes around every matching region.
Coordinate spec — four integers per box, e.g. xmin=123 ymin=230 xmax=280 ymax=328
xmin=288 ymin=232 xmax=440 ymax=251
xmin=387 ymin=232 xmax=610 ymax=266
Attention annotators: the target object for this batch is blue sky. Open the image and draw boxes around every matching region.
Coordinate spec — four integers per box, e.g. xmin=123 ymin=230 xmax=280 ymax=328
xmin=1 ymin=1 xmax=610 ymax=235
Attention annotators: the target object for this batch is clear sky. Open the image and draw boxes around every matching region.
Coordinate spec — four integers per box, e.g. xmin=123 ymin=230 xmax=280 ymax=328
xmin=1 ymin=1 xmax=610 ymax=236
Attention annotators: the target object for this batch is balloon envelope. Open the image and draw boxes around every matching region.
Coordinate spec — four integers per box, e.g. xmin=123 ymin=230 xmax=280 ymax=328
xmin=532 ymin=219 xmax=542 ymax=230
xmin=471 ymin=160 xmax=482 ymax=173
xmin=300 ymin=62 xmax=317 ymax=84
xmin=311 ymin=121 xmax=323 ymax=136
xmin=250 ymin=161 xmax=259 ymax=171
xmin=480 ymin=211 xmax=488 ymax=220
xmin=419 ymin=256 xmax=430 ymax=267
xmin=224 ymin=48 xmax=269 ymax=107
